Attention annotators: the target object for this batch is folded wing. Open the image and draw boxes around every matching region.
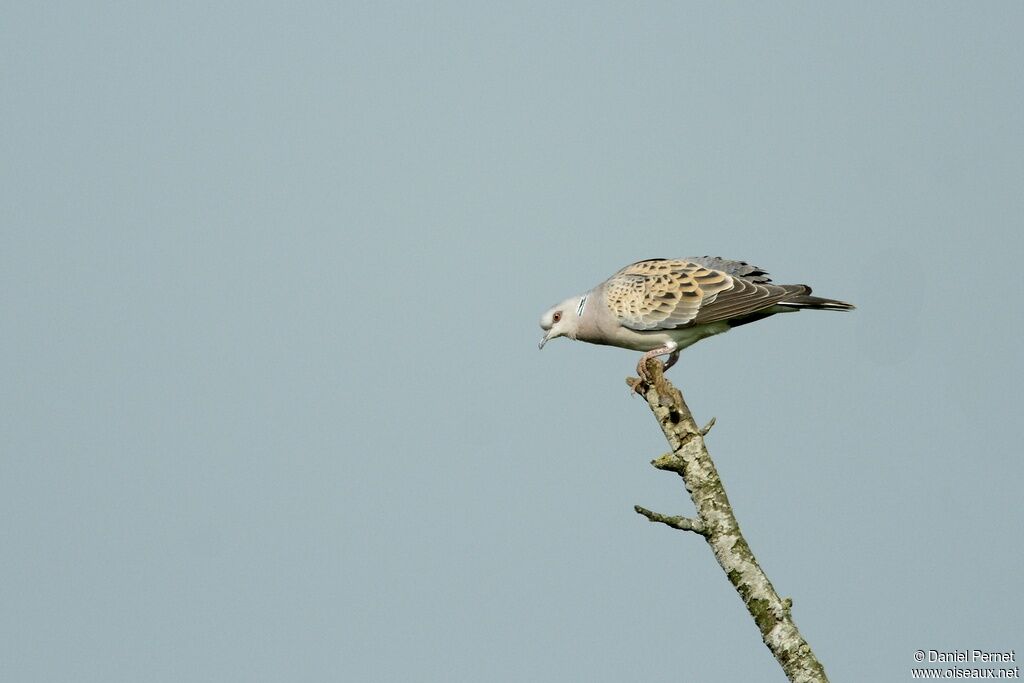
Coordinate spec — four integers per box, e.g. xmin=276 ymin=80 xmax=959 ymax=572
xmin=605 ymin=258 xmax=806 ymax=331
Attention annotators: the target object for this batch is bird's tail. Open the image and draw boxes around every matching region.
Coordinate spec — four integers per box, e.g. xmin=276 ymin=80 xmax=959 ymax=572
xmin=780 ymin=287 xmax=855 ymax=311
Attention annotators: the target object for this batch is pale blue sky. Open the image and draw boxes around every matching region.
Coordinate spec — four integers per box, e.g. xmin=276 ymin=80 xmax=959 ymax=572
xmin=2 ymin=2 xmax=1022 ymax=681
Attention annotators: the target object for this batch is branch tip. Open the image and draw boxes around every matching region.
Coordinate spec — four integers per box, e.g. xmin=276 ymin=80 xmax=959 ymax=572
xmin=652 ymin=453 xmax=683 ymax=471
xmin=634 ymin=505 xmax=707 ymax=535
xmin=700 ymin=417 xmax=716 ymax=435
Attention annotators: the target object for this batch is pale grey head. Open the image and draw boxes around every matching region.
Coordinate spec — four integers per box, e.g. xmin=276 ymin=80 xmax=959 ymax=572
xmin=538 ymin=295 xmax=588 ymax=349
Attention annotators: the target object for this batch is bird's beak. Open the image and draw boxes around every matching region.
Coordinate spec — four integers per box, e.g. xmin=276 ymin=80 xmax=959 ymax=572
xmin=538 ymin=333 xmax=549 ymax=350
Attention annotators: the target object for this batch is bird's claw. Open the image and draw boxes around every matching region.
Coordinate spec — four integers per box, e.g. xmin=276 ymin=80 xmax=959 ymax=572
xmin=629 ymin=358 xmax=657 ymax=395
xmin=636 ymin=358 xmax=656 ymax=384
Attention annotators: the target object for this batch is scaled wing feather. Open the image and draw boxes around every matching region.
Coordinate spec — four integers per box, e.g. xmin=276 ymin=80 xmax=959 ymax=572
xmin=605 ymin=258 xmax=805 ymax=330
xmin=604 ymin=259 xmax=733 ymax=330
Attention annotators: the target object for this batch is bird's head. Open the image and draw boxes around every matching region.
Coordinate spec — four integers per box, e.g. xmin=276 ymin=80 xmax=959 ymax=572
xmin=539 ymin=295 xmax=587 ymax=349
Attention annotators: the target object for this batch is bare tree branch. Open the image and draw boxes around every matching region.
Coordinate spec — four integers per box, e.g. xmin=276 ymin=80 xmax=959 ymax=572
xmin=700 ymin=416 xmax=716 ymax=435
xmin=632 ymin=360 xmax=829 ymax=683
xmin=634 ymin=505 xmax=707 ymax=535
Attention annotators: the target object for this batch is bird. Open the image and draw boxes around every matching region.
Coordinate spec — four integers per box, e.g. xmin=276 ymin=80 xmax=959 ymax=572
xmin=539 ymin=256 xmax=854 ymax=386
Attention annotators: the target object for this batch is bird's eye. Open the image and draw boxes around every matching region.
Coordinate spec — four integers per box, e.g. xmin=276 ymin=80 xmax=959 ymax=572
xmin=552 ymin=311 xmax=562 ymax=323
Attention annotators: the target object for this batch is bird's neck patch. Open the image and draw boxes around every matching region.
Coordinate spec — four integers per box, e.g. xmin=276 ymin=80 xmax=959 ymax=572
xmin=576 ymin=295 xmax=588 ymax=317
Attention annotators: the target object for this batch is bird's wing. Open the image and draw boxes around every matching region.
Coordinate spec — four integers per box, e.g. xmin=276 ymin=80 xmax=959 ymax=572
xmin=604 ymin=258 xmax=803 ymax=330
xmin=683 ymin=256 xmax=774 ymax=283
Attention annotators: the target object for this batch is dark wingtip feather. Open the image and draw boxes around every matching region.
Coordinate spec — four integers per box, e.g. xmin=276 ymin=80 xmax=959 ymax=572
xmin=781 ymin=294 xmax=856 ymax=311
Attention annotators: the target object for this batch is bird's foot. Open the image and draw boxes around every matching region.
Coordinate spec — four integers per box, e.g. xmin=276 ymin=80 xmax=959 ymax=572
xmin=635 ymin=355 xmax=663 ymax=385
xmin=631 ymin=345 xmax=678 ymax=397
xmin=629 ymin=358 xmax=660 ymax=396
xmin=636 ymin=360 xmax=650 ymax=384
